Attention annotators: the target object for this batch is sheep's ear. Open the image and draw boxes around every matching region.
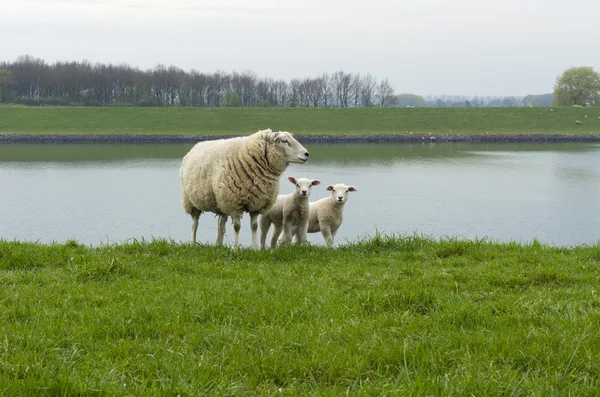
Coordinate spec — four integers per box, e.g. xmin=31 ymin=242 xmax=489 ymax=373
xmin=348 ymin=186 xmax=358 ymax=192
xmin=311 ymin=180 xmax=321 ymax=186
xmin=325 ymin=185 xmax=334 ymax=191
xmin=288 ymin=176 xmax=297 ymax=184
xmin=269 ymin=131 xmax=280 ymax=142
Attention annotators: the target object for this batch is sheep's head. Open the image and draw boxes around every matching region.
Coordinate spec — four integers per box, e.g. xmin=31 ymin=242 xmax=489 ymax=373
xmin=326 ymin=183 xmax=357 ymax=204
xmin=288 ymin=176 xmax=321 ymax=198
xmin=268 ymin=130 xmax=309 ymax=164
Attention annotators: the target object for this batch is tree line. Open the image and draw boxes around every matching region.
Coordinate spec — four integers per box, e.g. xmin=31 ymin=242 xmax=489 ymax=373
xmin=1 ymin=55 xmax=590 ymax=108
xmin=0 ymin=55 xmax=396 ymax=108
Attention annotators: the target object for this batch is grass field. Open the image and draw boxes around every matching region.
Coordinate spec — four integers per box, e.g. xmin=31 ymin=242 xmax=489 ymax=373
xmin=1 ymin=106 xmax=599 ymax=135
xmin=1 ymin=235 xmax=599 ymax=395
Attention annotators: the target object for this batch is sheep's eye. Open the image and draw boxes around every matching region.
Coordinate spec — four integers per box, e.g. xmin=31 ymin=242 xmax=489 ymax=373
xmin=296 ymin=184 xmax=299 ymax=187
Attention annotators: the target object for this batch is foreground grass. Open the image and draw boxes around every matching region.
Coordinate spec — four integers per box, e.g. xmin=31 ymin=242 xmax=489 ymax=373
xmin=1 ymin=235 xmax=600 ymax=395
xmin=0 ymin=106 xmax=599 ymax=135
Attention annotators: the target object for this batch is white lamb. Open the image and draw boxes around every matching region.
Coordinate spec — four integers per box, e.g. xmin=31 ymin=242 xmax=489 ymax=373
xmin=179 ymin=129 xmax=309 ymax=249
xmin=306 ymin=183 xmax=357 ymax=247
xmin=259 ymin=176 xmax=321 ymax=248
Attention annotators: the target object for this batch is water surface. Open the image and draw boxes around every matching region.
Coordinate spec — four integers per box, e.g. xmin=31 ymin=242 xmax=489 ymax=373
xmin=1 ymin=142 xmax=599 ymax=247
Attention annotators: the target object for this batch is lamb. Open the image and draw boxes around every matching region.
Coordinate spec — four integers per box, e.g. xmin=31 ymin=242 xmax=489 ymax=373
xmin=259 ymin=176 xmax=321 ymax=248
xmin=306 ymin=183 xmax=357 ymax=247
xmin=179 ymin=129 xmax=309 ymax=249
xmin=575 ymin=120 xmax=582 ymax=125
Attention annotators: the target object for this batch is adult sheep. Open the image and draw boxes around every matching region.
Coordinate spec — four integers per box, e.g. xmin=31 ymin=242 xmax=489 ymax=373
xmin=180 ymin=129 xmax=309 ymax=248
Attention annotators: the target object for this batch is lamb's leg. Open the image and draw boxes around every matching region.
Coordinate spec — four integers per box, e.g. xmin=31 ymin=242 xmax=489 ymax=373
xmin=271 ymin=224 xmax=283 ymax=248
xmin=259 ymin=215 xmax=271 ymax=249
xmin=216 ymin=214 xmax=227 ymax=245
xmin=191 ymin=208 xmax=201 ymax=243
xmin=297 ymin=221 xmax=309 ymax=244
xmin=250 ymin=212 xmax=259 ymax=250
xmin=232 ymin=214 xmax=242 ymax=248
xmin=280 ymin=222 xmax=293 ymax=246
xmin=321 ymin=225 xmax=334 ymax=247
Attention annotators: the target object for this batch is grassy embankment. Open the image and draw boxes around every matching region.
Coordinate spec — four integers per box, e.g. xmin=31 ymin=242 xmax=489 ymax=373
xmin=0 ymin=106 xmax=599 ymax=135
xmin=1 ymin=235 xmax=600 ymax=395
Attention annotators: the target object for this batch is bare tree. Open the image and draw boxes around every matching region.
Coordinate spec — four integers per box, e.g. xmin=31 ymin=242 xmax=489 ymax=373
xmin=302 ymin=76 xmax=328 ymax=107
xmin=360 ymin=74 xmax=377 ymax=107
xmin=331 ymin=71 xmax=352 ymax=107
xmin=288 ymin=79 xmax=301 ymax=107
xmin=274 ymin=80 xmax=288 ymax=107
xmin=375 ymin=78 xmax=395 ymax=107
xmin=351 ymin=73 xmax=362 ymax=107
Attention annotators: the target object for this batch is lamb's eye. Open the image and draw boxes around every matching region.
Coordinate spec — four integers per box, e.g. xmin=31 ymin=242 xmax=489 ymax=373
xmin=296 ymin=184 xmax=299 ymax=187
xmin=346 ymin=190 xmax=349 ymax=193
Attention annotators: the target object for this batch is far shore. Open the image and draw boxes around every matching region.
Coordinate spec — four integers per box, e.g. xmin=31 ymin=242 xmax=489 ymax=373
xmin=2 ymin=132 xmax=600 ymax=144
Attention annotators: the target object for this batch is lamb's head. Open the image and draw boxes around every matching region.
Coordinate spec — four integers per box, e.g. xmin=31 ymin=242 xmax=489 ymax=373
xmin=326 ymin=183 xmax=357 ymax=204
xmin=288 ymin=176 xmax=321 ymax=198
xmin=268 ymin=131 xmax=309 ymax=164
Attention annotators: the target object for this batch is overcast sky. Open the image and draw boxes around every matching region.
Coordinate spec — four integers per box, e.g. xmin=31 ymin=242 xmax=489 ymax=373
xmin=3 ymin=0 xmax=599 ymax=97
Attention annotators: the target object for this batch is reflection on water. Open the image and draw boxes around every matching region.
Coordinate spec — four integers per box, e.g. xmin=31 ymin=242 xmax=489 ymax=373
xmin=1 ymin=142 xmax=600 ymax=246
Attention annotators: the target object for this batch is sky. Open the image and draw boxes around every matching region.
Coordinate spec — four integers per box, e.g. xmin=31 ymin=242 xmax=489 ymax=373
xmin=2 ymin=0 xmax=600 ymax=97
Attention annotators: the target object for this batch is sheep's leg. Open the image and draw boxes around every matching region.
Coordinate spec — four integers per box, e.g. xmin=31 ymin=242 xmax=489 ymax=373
xmin=280 ymin=222 xmax=293 ymax=246
xmin=216 ymin=214 xmax=227 ymax=246
xmin=271 ymin=224 xmax=283 ymax=248
xmin=232 ymin=214 xmax=242 ymax=248
xmin=191 ymin=208 xmax=201 ymax=243
xmin=259 ymin=216 xmax=271 ymax=249
xmin=250 ymin=212 xmax=259 ymax=250
xmin=321 ymin=225 xmax=334 ymax=247
xmin=296 ymin=221 xmax=309 ymax=244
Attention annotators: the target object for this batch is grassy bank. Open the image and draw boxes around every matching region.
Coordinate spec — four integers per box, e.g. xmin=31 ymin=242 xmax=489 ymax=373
xmin=1 ymin=235 xmax=599 ymax=395
xmin=1 ymin=106 xmax=599 ymax=135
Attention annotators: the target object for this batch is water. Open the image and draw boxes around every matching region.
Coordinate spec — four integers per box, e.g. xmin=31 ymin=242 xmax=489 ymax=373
xmin=1 ymin=142 xmax=599 ymax=247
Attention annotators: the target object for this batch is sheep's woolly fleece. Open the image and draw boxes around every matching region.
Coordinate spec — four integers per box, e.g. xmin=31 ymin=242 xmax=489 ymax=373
xmin=179 ymin=128 xmax=309 ymax=247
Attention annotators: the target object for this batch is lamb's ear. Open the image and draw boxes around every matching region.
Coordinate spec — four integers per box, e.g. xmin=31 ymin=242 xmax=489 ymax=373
xmin=348 ymin=186 xmax=358 ymax=192
xmin=325 ymin=185 xmax=334 ymax=191
xmin=311 ymin=180 xmax=321 ymax=186
xmin=288 ymin=176 xmax=297 ymax=184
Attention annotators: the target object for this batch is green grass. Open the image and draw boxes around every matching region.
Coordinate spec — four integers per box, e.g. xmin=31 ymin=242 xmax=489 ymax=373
xmin=1 ymin=235 xmax=600 ymax=395
xmin=0 ymin=106 xmax=599 ymax=135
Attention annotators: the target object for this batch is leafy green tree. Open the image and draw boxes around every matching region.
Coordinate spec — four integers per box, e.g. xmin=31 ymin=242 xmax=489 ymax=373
xmin=394 ymin=93 xmax=426 ymax=107
xmin=0 ymin=69 xmax=13 ymax=102
xmin=222 ymin=92 xmax=241 ymax=107
xmin=553 ymin=66 xmax=600 ymax=106
xmin=522 ymin=93 xmax=553 ymax=106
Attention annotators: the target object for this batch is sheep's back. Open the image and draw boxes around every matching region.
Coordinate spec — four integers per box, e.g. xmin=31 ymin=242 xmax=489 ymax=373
xmin=180 ymin=139 xmax=239 ymax=213
xmin=212 ymin=137 xmax=282 ymax=215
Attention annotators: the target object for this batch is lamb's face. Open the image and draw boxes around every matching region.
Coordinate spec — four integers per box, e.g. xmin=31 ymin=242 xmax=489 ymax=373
xmin=326 ymin=183 xmax=358 ymax=204
xmin=274 ymin=131 xmax=309 ymax=164
xmin=288 ymin=176 xmax=321 ymax=198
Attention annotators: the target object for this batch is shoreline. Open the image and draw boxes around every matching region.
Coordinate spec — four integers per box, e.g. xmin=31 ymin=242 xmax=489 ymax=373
xmin=1 ymin=133 xmax=600 ymax=144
